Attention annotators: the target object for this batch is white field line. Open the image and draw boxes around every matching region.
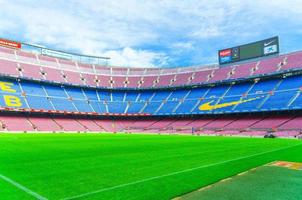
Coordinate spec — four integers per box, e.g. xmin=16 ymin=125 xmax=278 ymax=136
xmin=62 ymin=143 xmax=302 ymax=200
xmin=0 ymin=174 xmax=48 ymax=200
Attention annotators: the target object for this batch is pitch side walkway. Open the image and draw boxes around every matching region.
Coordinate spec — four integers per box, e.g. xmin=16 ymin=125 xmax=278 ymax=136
xmin=176 ymin=161 xmax=302 ymax=200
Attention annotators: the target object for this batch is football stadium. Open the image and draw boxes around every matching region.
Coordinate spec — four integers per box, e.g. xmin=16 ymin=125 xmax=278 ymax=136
xmin=0 ymin=1 xmax=302 ymax=200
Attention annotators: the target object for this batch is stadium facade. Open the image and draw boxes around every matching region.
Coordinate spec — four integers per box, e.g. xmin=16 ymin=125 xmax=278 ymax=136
xmin=0 ymin=38 xmax=302 ymax=137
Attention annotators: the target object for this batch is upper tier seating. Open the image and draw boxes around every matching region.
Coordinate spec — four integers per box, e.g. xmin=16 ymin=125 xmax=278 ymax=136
xmin=1 ymin=46 xmax=302 ymax=89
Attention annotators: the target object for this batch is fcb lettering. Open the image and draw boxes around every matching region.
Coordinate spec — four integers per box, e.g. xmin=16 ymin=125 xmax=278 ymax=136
xmin=0 ymin=81 xmax=22 ymax=108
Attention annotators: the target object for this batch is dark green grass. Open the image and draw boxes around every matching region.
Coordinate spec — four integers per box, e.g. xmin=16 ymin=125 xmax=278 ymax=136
xmin=0 ymin=133 xmax=301 ymax=200
xmin=180 ymin=166 xmax=302 ymax=200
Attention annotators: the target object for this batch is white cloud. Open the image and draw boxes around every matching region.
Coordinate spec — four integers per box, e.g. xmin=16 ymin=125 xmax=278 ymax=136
xmin=191 ymin=26 xmax=222 ymax=39
xmin=0 ymin=0 xmax=301 ymax=67
xmin=103 ymin=47 xmax=169 ymax=68
xmin=172 ymin=42 xmax=194 ymax=49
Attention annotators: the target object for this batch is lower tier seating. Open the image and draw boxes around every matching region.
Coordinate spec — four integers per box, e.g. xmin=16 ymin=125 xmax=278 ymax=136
xmin=0 ymin=115 xmax=301 ymax=138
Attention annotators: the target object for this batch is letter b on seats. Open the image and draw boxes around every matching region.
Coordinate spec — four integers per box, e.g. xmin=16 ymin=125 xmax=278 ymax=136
xmin=4 ymin=95 xmax=22 ymax=107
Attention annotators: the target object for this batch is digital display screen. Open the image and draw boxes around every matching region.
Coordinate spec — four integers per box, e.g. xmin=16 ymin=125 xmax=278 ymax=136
xmin=218 ymin=36 xmax=279 ymax=65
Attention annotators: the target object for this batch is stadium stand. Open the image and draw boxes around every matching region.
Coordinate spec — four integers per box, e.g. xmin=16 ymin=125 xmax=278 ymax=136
xmin=1 ymin=45 xmax=302 ymax=89
xmin=0 ymin=40 xmax=302 ymax=138
xmin=1 ymin=74 xmax=301 ymax=115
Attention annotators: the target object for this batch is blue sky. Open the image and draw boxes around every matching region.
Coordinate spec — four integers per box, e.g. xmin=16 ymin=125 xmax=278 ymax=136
xmin=0 ymin=0 xmax=302 ymax=68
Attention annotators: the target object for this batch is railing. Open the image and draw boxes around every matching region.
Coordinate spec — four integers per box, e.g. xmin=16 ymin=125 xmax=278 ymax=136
xmin=21 ymin=43 xmax=110 ymax=66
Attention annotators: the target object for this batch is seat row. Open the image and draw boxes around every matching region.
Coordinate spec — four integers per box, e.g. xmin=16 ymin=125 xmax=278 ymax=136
xmin=0 ymin=74 xmax=302 ymax=115
xmin=0 ymin=115 xmax=301 ymax=138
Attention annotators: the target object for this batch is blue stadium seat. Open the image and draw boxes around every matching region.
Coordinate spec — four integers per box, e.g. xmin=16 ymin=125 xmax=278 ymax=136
xmin=44 ymin=84 xmax=67 ymax=97
xmin=73 ymin=100 xmax=94 ymax=112
xmin=90 ymin=101 xmax=107 ymax=113
xmin=225 ymin=83 xmax=252 ymax=96
xmin=112 ymin=92 xmax=125 ymax=101
xmin=185 ymin=88 xmax=208 ymax=100
xmin=51 ymin=98 xmax=77 ymax=112
xmin=26 ymin=96 xmax=53 ymax=110
xmin=107 ymin=102 xmax=127 ymax=113
xmin=65 ymin=87 xmax=86 ymax=100
xmin=248 ymin=79 xmax=279 ymax=94
xmin=124 ymin=92 xmax=139 ymax=101
xmin=142 ymin=102 xmax=162 ymax=114
xmin=84 ymin=90 xmax=99 ymax=100
xmin=176 ymin=99 xmax=198 ymax=114
xmin=21 ymin=81 xmax=46 ymax=95
xmin=277 ymin=75 xmax=302 ymax=90
xmin=168 ymin=90 xmax=189 ymax=100
xmin=151 ymin=91 xmax=171 ymax=101
xmin=261 ymin=90 xmax=297 ymax=111
xmin=157 ymin=101 xmax=179 ymax=114
xmin=127 ymin=102 xmax=145 ymax=113
xmin=289 ymin=91 xmax=302 ymax=109
xmin=97 ymin=91 xmax=111 ymax=101
xmin=204 ymin=85 xmax=230 ymax=99
xmin=235 ymin=94 xmax=266 ymax=112
xmin=137 ymin=92 xmax=154 ymax=102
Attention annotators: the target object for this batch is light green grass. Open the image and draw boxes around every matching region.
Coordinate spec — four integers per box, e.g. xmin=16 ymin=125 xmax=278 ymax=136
xmin=0 ymin=133 xmax=301 ymax=200
xmin=179 ymin=165 xmax=302 ymax=200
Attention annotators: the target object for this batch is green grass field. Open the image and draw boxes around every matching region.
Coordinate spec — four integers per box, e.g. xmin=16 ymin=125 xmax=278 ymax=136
xmin=0 ymin=133 xmax=301 ymax=200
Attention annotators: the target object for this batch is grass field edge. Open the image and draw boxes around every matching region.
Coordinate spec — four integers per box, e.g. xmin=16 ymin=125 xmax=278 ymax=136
xmin=0 ymin=131 xmax=300 ymax=141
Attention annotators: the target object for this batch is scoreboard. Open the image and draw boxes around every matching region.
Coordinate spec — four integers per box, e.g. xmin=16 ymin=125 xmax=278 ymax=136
xmin=218 ymin=36 xmax=279 ymax=65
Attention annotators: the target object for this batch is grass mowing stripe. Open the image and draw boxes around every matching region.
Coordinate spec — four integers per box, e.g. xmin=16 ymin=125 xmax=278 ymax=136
xmin=62 ymin=142 xmax=302 ymax=200
xmin=0 ymin=174 xmax=47 ymax=200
